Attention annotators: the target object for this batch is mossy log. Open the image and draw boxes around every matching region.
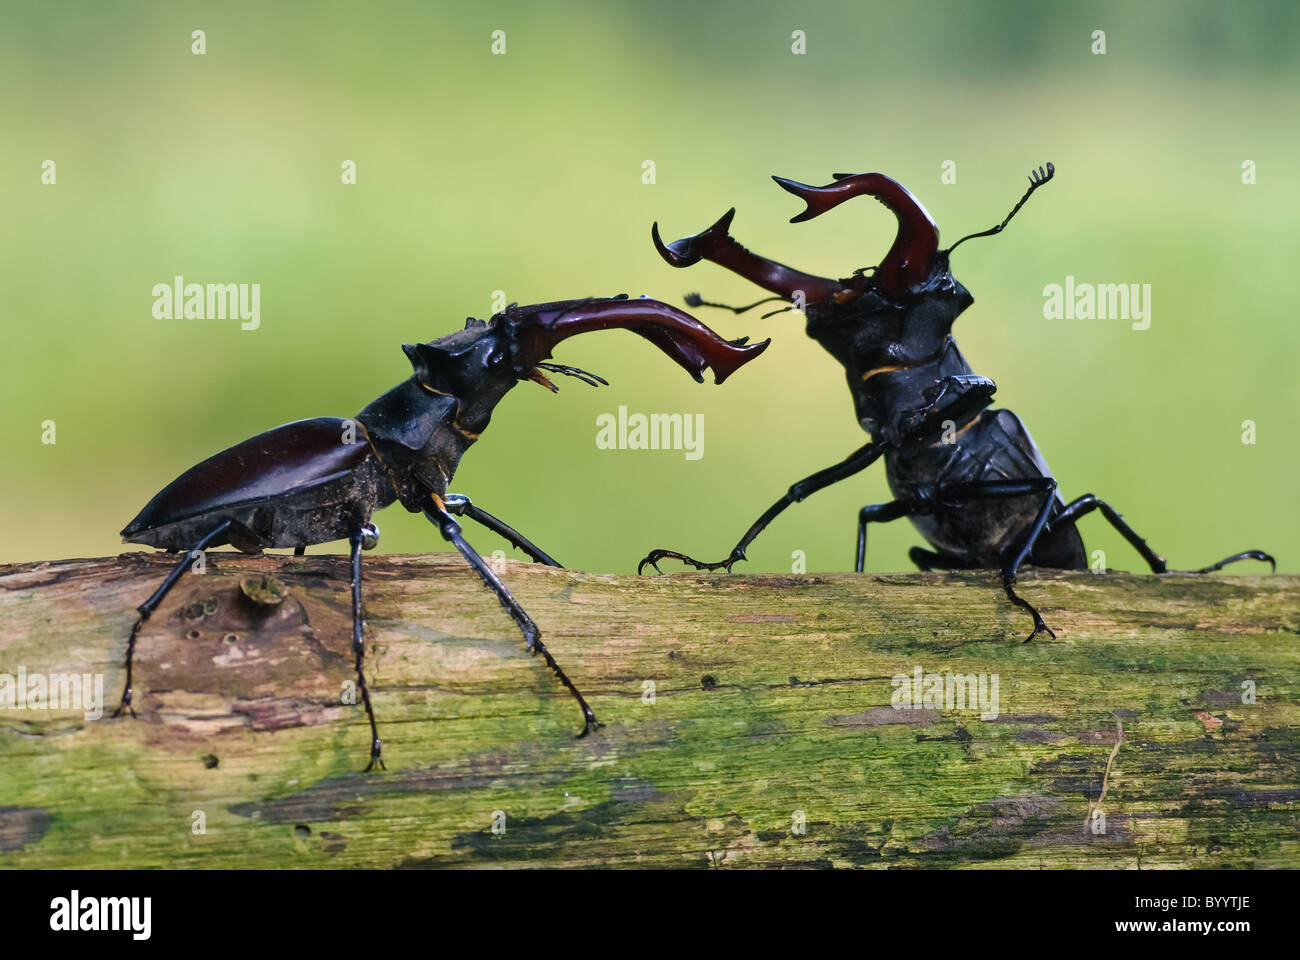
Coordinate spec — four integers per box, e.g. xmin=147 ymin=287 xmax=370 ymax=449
xmin=0 ymin=553 xmax=1297 ymax=869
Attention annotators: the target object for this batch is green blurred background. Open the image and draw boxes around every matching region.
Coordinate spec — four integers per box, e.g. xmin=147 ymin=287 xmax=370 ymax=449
xmin=2 ymin=0 xmax=1296 ymax=574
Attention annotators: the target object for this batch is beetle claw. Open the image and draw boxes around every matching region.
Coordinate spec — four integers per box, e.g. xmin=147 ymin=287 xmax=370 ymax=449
xmin=1023 ymin=619 xmax=1057 ymax=643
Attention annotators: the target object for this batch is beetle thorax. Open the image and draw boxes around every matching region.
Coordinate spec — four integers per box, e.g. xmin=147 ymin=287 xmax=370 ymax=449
xmin=803 ymin=271 xmax=977 ymax=441
xmin=806 ymin=270 xmax=971 ymax=369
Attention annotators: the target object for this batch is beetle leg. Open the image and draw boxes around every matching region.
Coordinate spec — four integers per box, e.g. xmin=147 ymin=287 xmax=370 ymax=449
xmin=652 ymin=209 xmax=844 ymax=303
xmin=443 ymin=493 xmax=562 ymax=567
xmin=639 ymin=440 xmax=889 ymax=575
xmin=936 ymin=478 xmax=1060 ymax=642
xmin=1053 ymin=494 xmax=1166 ymax=572
xmin=1053 ymin=494 xmax=1275 ymax=574
xmin=115 ymin=519 xmax=233 ymax=719
xmin=425 ymin=504 xmax=600 ymax=736
xmin=855 ymin=499 xmax=917 ymax=572
xmin=349 ymin=528 xmax=385 ymax=772
xmin=1194 ymin=551 xmax=1276 ymax=574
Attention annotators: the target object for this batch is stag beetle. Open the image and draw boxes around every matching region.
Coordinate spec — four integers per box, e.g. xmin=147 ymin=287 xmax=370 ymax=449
xmin=638 ymin=164 xmax=1274 ymax=639
xmin=119 ymin=296 xmax=768 ymax=769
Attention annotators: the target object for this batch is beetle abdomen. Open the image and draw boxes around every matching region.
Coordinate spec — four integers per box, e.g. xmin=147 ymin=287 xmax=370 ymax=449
xmin=122 ymin=418 xmax=395 ymax=551
xmin=887 ymin=409 xmax=1086 ymax=568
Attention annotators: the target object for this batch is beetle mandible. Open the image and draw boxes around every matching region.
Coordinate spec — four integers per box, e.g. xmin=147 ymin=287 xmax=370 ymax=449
xmin=119 ymin=295 xmax=768 ymax=769
xmin=637 ymin=164 xmax=1274 ymax=639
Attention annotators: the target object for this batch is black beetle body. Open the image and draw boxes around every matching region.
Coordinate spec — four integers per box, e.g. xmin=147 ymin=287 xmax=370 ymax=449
xmin=639 ymin=165 xmax=1272 ymax=639
xmin=123 ymin=417 xmax=395 ymax=552
xmin=812 ymin=255 xmax=1086 ymax=572
xmin=118 ymin=295 xmax=769 ymax=768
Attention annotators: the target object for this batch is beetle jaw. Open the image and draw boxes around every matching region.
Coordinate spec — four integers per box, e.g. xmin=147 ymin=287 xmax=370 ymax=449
xmin=526 ymin=368 xmax=559 ymax=392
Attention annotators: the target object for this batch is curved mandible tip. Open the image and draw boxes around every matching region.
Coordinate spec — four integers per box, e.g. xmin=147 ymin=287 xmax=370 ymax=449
xmin=651 ymin=209 xmax=736 ymax=268
xmin=771 ymin=172 xmax=940 ymax=298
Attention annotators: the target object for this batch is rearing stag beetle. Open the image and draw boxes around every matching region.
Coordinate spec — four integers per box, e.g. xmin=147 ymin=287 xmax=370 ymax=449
xmin=639 ymin=164 xmax=1274 ymax=639
xmin=119 ymin=296 xmax=768 ymax=769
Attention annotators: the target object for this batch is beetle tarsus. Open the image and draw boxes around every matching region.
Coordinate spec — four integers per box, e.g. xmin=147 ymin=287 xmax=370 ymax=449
xmin=113 ymin=617 xmax=144 ymax=719
xmin=112 ymin=682 xmax=137 ymax=720
xmin=363 ymin=740 xmax=385 ymax=773
xmin=115 ymin=519 xmax=233 ymax=722
xmin=1003 ymin=574 xmax=1057 ymax=643
xmin=349 ymin=529 xmax=385 ymax=773
xmin=1194 ymin=550 xmax=1276 ymax=574
xmin=637 ymin=548 xmax=744 ymax=575
xmin=577 ymin=714 xmax=605 ymax=738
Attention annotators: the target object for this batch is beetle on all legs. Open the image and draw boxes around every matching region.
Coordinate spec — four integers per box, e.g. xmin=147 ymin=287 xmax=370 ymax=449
xmin=117 ymin=296 xmax=768 ymax=767
xmin=638 ymin=164 xmax=1274 ymax=638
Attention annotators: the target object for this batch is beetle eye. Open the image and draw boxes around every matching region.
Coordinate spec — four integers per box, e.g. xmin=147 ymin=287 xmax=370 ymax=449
xmin=487 ymin=350 xmax=511 ymax=375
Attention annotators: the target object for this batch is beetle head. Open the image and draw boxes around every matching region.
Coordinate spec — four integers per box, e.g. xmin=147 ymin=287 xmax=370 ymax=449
xmin=781 ymin=164 xmax=1054 ymax=363
xmin=769 ymin=172 xmax=975 ymax=370
xmin=403 ymin=295 xmax=769 ymax=431
xmin=402 ymin=326 xmax=519 ymax=432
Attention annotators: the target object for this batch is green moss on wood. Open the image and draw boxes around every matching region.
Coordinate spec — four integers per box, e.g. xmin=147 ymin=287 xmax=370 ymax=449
xmin=0 ymin=554 xmax=1296 ymax=868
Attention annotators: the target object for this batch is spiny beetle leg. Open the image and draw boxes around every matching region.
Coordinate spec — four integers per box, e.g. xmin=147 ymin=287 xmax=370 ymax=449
xmin=426 ymin=505 xmax=601 ymax=736
xmin=1003 ymin=573 xmax=1057 ymax=643
xmin=443 ymin=493 xmax=563 ymax=567
xmin=639 ymin=442 xmax=890 ymax=578
xmin=855 ymin=499 xmax=915 ymax=572
xmin=637 ymin=548 xmax=745 ymax=575
xmin=935 ymin=477 xmax=1059 ymax=642
xmin=349 ymin=527 xmax=385 ymax=773
xmin=115 ymin=519 xmax=233 ymax=720
xmin=1054 ymin=494 xmax=1276 ymax=575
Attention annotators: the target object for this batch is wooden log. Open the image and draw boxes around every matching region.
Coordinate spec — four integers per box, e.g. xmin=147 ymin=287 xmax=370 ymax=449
xmin=0 ymin=553 xmax=1296 ymax=868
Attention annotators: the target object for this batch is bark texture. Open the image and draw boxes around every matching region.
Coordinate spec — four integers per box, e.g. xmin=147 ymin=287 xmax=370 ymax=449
xmin=0 ymin=553 xmax=1296 ymax=868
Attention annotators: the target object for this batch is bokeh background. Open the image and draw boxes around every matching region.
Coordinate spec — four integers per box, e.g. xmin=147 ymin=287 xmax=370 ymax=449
xmin=2 ymin=0 xmax=1296 ymax=574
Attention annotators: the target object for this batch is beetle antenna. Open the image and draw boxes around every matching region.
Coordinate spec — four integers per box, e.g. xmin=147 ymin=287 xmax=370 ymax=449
xmin=947 ymin=162 xmax=1055 ymax=254
xmin=535 ymin=361 xmax=609 ymax=387
xmin=684 ymin=292 xmax=788 ymax=315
